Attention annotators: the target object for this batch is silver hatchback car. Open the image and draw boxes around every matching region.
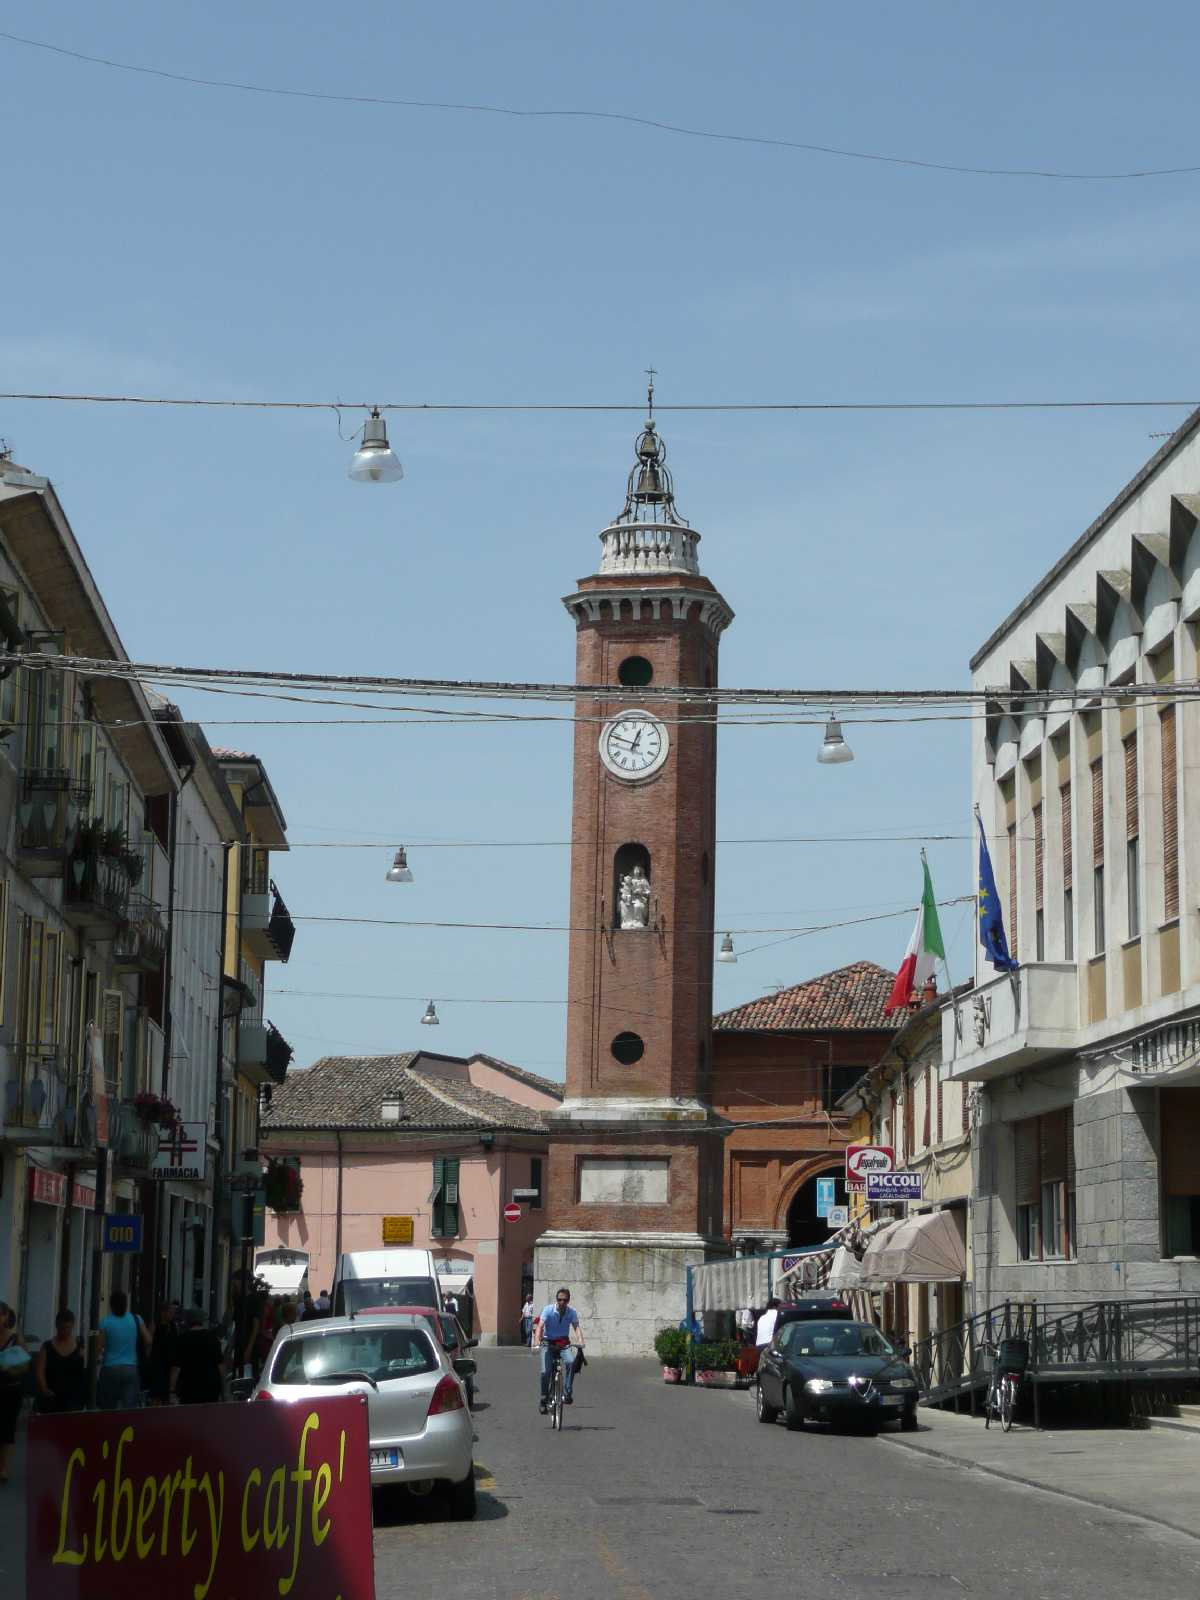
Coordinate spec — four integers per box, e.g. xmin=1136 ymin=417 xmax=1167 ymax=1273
xmin=252 ymin=1313 xmax=478 ymax=1518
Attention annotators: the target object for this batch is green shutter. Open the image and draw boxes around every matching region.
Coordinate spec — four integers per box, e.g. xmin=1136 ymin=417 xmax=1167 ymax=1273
xmin=445 ymin=1158 xmax=460 ymax=1235
xmin=432 ymin=1155 xmax=446 ymax=1236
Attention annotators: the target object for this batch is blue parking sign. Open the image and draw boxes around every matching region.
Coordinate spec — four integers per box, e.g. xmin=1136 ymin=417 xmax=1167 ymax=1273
xmin=816 ymin=1176 xmax=837 ymax=1217
xmin=101 ymin=1213 xmax=143 ymax=1253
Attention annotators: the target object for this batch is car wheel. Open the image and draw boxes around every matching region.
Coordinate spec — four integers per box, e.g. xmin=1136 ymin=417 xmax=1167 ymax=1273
xmin=755 ymin=1381 xmax=779 ymax=1425
xmin=447 ymin=1468 xmax=477 ymax=1521
xmin=783 ymin=1385 xmax=805 ymax=1432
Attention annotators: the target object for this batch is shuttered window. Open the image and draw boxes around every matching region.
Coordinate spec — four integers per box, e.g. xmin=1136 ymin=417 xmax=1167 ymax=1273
xmin=1162 ymin=706 xmax=1179 ymax=921
xmin=431 ymin=1155 xmax=461 ymax=1237
xmin=1008 ymin=824 xmax=1018 ymax=961
xmin=1091 ymin=759 xmax=1105 ymax=868
xmin=1162 ymin=1089 xmax=1200 ymax=1255
xmin=1039 ymin=1109 xmax=1069 ymax=1184
xmin=1124 ymin=735 xmax=1141 ymax=939
xmin=1123 ymin=736 xmax=1139 ymax=840
xmin=1061 ymin=781 xmax=1073 ymax=892
xmin=922 ymin=1067 xmax=931 ymax=1149
xmin=1015 ymin=1108 xmax=1076 ymax=1260
xmin=903 ymin=1079 xmax=915 ymax=1162
xmin=1033 ymin=802 xmax=1045 ymax=960
xmin=1015 ymin=1119 xmax=1040 ymax=1207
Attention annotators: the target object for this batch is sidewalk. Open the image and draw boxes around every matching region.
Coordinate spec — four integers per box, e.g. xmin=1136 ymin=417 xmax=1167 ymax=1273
xmin=884 ymin=1406 xmax=1200 ymax=1541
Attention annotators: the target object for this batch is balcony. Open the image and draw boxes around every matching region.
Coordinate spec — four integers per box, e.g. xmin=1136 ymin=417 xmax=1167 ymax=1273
xmin=242 ymin=882 xmax=296 ymax=963
xmin=15 ymin=771 xmax=91 ymax=877
xmin=237 ymin=1020 xmax=294 ymax=1087
xmin=108 ymin=1099 xmax=161 ymax=1173
xmin=112 ymin=894 xmax=168 ymax=972
xmin=1 ymin=1045 xmax=81 ymax=1146
xmin=63 ymin=842 xmax=134 ymax=931
xmin=942 ymin=962 xmax=1080 ymax=1082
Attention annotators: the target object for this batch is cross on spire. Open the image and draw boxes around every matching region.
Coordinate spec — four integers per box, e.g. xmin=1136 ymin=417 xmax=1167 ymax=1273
xmin=645 ymin=366 xmax=657 ymax=418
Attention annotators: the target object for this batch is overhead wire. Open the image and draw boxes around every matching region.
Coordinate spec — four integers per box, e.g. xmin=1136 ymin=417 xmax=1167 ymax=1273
xmin=2 ymin=29 xmax=1199 ymax=183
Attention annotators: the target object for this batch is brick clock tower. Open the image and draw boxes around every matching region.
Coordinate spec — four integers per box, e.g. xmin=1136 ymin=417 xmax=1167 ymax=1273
xmin=534 ymin=395 xmax=733 ymax=1354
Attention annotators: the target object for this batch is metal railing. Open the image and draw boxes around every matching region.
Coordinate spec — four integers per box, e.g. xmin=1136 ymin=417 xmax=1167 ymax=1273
xmin=16 ymin=771 xmax=91 ymax=854
xmin=2 ymin=1044 xmax=79 ymax=1138
xmin=910 ymin=1296 xmax=1200 ymax=1406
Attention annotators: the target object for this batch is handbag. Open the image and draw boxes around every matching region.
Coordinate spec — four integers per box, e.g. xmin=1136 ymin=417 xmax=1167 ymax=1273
xmin=0 ymin=1342 xmax=31 ymax=1379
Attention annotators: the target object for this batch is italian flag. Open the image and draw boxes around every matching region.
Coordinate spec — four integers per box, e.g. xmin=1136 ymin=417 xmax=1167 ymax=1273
xmin=884 ymin=859 xmax=946 ymax=1014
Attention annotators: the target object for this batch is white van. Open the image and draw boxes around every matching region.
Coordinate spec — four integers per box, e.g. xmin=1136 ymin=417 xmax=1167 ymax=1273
xmin=331 ymin=1248 xmax=440 ymax=1316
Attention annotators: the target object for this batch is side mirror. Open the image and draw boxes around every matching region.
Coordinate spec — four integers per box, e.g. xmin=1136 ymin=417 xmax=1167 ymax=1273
xmin=466 ymin=1337 xmax=479 ymax=1349
xmin=453 ymin=1357 xmax=477 ymax=1380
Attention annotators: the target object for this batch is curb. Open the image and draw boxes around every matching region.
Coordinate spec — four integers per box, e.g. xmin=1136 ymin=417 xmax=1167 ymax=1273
xmin=881 ymin=1431 xmax=1200 ymax=1545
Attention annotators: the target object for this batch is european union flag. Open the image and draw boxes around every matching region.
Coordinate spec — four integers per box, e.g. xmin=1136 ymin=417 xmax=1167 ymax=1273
xmin=977 ymin=814 xmax=1019 ymax=972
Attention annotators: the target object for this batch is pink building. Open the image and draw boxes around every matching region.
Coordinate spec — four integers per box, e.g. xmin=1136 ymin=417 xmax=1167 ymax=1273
xmin=258 ymin=1050 xmax=561 ymax=1343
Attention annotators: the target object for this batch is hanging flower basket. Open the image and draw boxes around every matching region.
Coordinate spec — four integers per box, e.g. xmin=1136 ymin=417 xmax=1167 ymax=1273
xmin=265 ymin=1160 xmax=303 ymax=1214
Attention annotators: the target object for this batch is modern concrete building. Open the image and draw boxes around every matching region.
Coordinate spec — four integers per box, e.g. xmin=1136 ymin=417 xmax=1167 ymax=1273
xmin=945 ymin=408 xmax=1200 ymax=1309
xmin=259 ymin=1049 xmax=561 ymax=1342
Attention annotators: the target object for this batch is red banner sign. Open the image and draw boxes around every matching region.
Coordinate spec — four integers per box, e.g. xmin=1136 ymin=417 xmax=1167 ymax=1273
xmin=845 ymin=1143 xmax=895 ymax=1193
xmin=26 ymin=1396 xmax=375 ymax=1600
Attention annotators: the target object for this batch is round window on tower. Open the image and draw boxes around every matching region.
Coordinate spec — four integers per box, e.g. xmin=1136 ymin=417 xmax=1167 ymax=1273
xmin=618 ymin=655 xmax=654 ymax=688
xmin=611 ymin=1031 xmax=646 ymax=1066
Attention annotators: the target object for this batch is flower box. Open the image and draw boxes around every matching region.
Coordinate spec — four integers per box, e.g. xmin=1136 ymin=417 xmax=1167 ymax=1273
xmin=662 ymin=1366 xmax=683 ymax=1384
xmin=695 ymin=1369 xmax=742 ymax=1388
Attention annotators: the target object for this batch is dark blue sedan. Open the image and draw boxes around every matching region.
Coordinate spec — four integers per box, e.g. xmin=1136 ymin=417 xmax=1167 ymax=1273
xmin=755 ymin=1319 xmax=920 ymax=1434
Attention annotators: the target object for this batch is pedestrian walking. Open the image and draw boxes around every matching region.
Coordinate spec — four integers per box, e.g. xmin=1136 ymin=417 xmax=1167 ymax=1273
xmin=147 ymin=1300 xmax=180 ymax=1406
xmin=520 ymin=1294 xmax=535 ymax=1346
xmin=299 ymin=1291 xmax=318 ymax=1321
xmin=314 ymin=1287 xmax=331 ymax=1315
xmin=0 ymin=1301 xmax=30 ymax=1485
xmin=170 ymin=1315 xmax=226 ymax=1405
xmin=33 ymin=1310 xmax=87 ymax=1415
xmin=96 ymin=1289 xmax=151 ymax=1410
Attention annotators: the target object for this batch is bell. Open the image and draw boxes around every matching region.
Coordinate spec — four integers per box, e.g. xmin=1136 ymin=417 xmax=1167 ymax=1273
xmin=635 ymin=461 xmax=667 ymax=502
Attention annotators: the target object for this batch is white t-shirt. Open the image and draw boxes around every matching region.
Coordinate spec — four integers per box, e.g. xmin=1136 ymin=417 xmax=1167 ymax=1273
xmin=755 ymin=1308 xmax=779 ymax=1347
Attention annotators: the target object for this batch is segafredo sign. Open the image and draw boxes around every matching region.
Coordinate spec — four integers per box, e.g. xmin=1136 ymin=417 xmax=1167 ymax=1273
xmin=845 ymin=1143 xmax=895 ymax=1193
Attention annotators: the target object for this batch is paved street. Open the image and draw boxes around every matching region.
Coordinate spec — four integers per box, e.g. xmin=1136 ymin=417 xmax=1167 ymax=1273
xmin=374 ymin=1350 xmax=1200 ymax=1600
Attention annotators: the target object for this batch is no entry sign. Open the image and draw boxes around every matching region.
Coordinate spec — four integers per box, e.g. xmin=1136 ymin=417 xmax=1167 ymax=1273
xmin=845 ymin=1143 xmax=894 ymax=1193
xmin=503 ymin=1202 xmax=522 ymax=1222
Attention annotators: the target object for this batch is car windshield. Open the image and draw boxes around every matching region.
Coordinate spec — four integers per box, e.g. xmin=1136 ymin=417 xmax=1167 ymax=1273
xmin=342 ymin=1277 xmax=439 ymax=1314
xmin=785 ymin=1322 xmax=897 ymax=1359
xmin=271 ymin=1327 xmax=438 ymax=1386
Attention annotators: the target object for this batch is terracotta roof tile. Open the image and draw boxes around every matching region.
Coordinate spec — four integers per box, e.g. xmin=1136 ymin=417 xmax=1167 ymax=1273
xmin=713 ymin=960 xmax=900 ymax=1033
xmin=210 ymin=747 xmax=258 ymax=762
xmin=262 ymin=1051 xmax=553 ymax=1132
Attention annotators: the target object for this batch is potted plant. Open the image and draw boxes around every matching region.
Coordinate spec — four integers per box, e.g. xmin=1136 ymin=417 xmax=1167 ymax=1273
xmin=653 ymin=1326 xmax=689 ymax=1383
xmin=264 ymin=1159 xmax=303 ymax=1214
xmin=132 ymin=1090 xmax=164 ymax=1124
xmin=693 ymin=1339 xmax=745 ymax=1388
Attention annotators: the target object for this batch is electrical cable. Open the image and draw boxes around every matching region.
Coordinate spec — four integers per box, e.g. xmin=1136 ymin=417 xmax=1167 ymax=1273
xmin=2 ymin=29 xmax=1199 ymax=183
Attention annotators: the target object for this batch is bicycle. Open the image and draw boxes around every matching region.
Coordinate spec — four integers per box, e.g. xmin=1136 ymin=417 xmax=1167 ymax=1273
xmin=547 ymin=1346 xmax=567 ymax=1430
xmin=980 ymin=1336 xmax=1028 ymax=1432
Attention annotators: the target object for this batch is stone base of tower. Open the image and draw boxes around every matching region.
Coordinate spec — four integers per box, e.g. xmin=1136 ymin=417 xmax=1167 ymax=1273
xmin=533 ymin=1229 xmax=726 ymax=1358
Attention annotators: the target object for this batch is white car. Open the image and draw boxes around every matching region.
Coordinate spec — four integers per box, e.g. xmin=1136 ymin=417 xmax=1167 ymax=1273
xmin=252 ymin=1313 xmax=477 ymax=1518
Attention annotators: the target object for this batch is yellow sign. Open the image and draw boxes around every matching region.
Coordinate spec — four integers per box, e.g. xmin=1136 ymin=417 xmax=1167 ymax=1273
xmin=381 ymin=1215 xmax=414 ymax=1245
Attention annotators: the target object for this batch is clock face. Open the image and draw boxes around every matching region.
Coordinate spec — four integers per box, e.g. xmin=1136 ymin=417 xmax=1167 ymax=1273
xmin=599 ymin=711 xmax=669 ymax=781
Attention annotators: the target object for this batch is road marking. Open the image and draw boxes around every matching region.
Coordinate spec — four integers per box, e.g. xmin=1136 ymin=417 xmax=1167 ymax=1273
xmin=592 ymin=1530 xmax=657 ymax=1600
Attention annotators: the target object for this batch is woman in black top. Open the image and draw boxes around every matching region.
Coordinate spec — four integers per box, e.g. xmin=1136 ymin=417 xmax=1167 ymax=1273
xmin=0 ymin=1300 xmax=28 ymax=1483
xmin=147 ymin=1301 xmax=180 ymax=1406
xmin=34 ymin=1309 xmax=88 ymax=1415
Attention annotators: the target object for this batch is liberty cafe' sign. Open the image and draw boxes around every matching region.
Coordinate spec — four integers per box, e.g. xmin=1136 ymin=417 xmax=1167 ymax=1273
xmin=845 ymin=1143 xmax=894 ymax=1194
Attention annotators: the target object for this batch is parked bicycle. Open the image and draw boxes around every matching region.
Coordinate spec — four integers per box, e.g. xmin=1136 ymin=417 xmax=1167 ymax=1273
xmin=980 ymin=1336 xmax=1029 ymax=1431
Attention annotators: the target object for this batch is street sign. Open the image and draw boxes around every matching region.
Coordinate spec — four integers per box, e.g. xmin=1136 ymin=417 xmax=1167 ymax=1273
xmin=827 ymin=1205 xmax=849 ymax=1227
xmin=845 ymin=1143 xmax=895 ymax=1193
xmin=510 ymin=1187 xmax=540 ymax=1200
xmin=152 ymin=1121 xmax=206 ymax=1182
xmin=866 ymin=1170 xmax=923 ymax=1202
xmin=503 ymin=1202 xmax=522 ymax=1222
xmin=381 ymin=1215 xmax=414 ymax=1245
xmin=101 ymin=1213 xmax=143 ymax=1253
xmin=816 ymin=1176 xmax=837 ymax=1217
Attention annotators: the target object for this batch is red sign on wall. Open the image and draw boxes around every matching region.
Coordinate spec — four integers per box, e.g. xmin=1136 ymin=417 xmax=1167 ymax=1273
xmin=27 ymin=1395 xmax=375 ymax=1600
xmin=844 ymin=1143 xmax=895 ymax=1193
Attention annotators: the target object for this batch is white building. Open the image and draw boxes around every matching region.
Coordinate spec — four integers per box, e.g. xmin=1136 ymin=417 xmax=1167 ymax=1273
xmin=944 ymin=410 xmax=1200 ymax=1307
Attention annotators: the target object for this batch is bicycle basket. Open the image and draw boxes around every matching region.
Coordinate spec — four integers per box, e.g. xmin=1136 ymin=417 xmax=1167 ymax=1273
xmin=994 ymin=1337 xmax=1029 ymax=1375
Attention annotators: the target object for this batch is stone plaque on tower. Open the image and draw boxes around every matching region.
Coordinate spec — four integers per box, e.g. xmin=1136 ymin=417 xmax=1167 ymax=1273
xmin=534 ymin=386 xmax=733 ymax=1354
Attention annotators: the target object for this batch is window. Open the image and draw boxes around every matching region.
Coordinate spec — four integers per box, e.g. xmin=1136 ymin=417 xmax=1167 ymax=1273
xmin=0 ymin=586 xmax=18 ymax=728
xmin=1007 ymin=822 xmax=1018 ymax=961
xmin=1161 ymin=706 xmax=1179 ymax=921
xmin=1061 ymin=778 xmax=1074 ymax=960
xmin=529 ymin=1156 xmax=543 ymax=1209
xmin=40 ymin=930 xmax=61 ymax=1045
xmin=1161 ymin=1088 xmax=1200 ymax=1257
xmin=922 ymin=1067 xmax=932 ymax=1150
xmin=272 ymin=1326 xmax=438 ymax=1385
xmin=611 ymin=1031 xmax=645 ymax=1065
xmin=903 ymin=1078 xmax=915 ymax=1162
xmin=617 ymin=655 xmax=653 ymax=687
xmin=242 ymin=847 xmax=270 ymax=896
xmin=1091 ymin=758 xmax=1105 ymax=954
xmin=1124 ymin=735 xmax=1140 ymax=939
xmin=1063 ymin=887 xmax=1074 ymax=962
xmin=431 ymin=1155 xmax=460 ymax=1237
xmin=1032 ymin=802 xmax=1044 ymax=960
xmin=1015 ymin=1108 xmax=1075 ymax=1260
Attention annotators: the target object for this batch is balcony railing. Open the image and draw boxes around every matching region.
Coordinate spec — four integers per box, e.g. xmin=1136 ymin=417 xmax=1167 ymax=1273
xmin=1 ymin=1044 xmax=80 ymax=1143
xmin=941 ymin=962 xmax=1079 ymax=1082
xmin=15 ymin=772 xmax=91 ymax=874
xmin=268 ymin=884 xmax=296 ymax=962
xmin=64 ymin=844 xmax=134 ymax=928
xmin=113 ymin=894 xmax=168 ymax=972
xmin=242 ymin=881 xmax=296 ymax=963
xmin=265 ymin=1022 xmax=294 ymax=1085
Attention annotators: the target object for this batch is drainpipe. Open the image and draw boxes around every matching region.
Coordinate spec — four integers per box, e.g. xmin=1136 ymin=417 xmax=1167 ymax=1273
xmin=334 ymin=1131 xmax=344 ymax=1267
xmin=208 ymin=841 xmax=232 ymax=1322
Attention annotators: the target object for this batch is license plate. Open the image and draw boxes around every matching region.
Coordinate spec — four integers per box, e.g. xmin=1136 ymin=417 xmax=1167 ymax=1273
xmin=881 ymin=1396 xmax=904 ymax=1408
xmin=369 ymin=1448 xmax=401 ymax=1468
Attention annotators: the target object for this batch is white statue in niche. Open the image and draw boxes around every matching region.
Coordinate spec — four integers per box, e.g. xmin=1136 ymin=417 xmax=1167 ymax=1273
xmin=619 ymin=864 xmax=651 ymax=929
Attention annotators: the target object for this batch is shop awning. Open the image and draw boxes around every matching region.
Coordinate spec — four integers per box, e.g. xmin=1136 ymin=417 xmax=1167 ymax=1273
xmin=692 ymin=1257 xmax=771 ymax=1313
xmin=858 ymin=1210 xmax=966 ymax=1285
xmin=826 ymin=1245 xmax=867 ymax=1290
xmin=254 ymin=1250 xmax=309 ymax=1294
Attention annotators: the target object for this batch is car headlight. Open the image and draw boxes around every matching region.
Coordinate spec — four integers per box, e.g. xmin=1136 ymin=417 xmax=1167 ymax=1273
xmin=888 ymin=1378 xmax=917 ymax=1391
xmin=805 ymin=1378 xmax=835 ymax=1394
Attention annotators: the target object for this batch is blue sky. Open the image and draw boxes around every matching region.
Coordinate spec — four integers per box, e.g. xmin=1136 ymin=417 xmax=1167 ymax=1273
xmin=4 ymin=4 xmax=1200 ymax=1076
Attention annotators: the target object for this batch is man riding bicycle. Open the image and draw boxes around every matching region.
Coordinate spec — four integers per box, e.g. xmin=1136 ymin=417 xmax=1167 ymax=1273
xmin=534 ymin=1286 xmax=584 ymax=1413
